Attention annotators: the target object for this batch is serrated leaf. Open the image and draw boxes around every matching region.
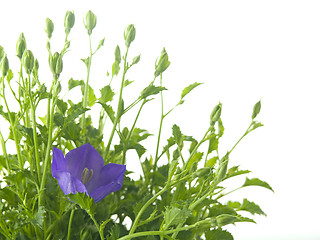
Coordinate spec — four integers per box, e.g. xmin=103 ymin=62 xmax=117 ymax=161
xmin=224 ymin=166 xmax=251 ymax=180
xmin=180 ymin=82 xmax=202 ymax=100
xmin=68 ymin=78 xmax=84 ymax=91
xmin=56 ymin=99 xmax=68 ymax=114
xmin=124 ymin=79 xmax=134 ymax=87
xmin=67 ymin=192 xmax=95 ymax=214
xmin=172 ymin=124 xmax=182 ymax=147
xmin=164 ymin=206 xmax=191 ymax=229
xmin=6 ymin=69 xmax=14 ymax=83
xmin=242 ymin=177 xmax=274 ymax=192
xmin=140 ymin=84 xmax=167 ymax=99
xmin=238 ymin=198 xmax=266 ymax=216
xmin=205 ymin=228 xmax=234 ymax=240
xmin=99 ymin=85 xmax=115 ymax=104
xmin=112 ymin=61 xmax=120 ymax=77
xmin=66 ymin=102 xmax=89 ymax=122
xmin=99 ymin=102 xmax=115 ymax=123
xmin=205 ymin=156 xmax=218 ymax=168
xmin=186 ymin=152 xmax=203 ymax=171
xmin=87 ymin=86 xmax=97 ymax=107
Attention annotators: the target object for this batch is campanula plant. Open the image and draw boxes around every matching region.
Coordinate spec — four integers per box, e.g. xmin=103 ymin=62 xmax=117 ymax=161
xmin=0 ymin=10 xmax=272 ymax=240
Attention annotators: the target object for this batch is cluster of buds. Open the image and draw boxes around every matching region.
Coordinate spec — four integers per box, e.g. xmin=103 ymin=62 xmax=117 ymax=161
xmin=124 ymin=24 xmax=136 ymax=48
xmin=154 ymin=48 xmax=170 ymax=77
xmin=84 ymin=10 xmax=96 ymax=35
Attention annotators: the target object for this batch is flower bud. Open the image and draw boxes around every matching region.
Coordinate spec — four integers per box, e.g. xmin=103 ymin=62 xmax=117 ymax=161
xmin=0 ymin=46 xmax=4 ymax=60
xmin=16 ymin=33 xmax=27 ymax=59
xmin=1 ymin=55 xmax=9 ymax=78
xmin=210 ymin=103 xmax=222 ymax=126
xmin=45 ymin=18 xmax=54 ymax=39
xmin=216 ymin=214 xmax=237 ymax=227
xmin=64 ymin=11 xmax=75 ymax=35
xmin=84 ymin=10 xmax=97 ymax=35
xmin=216 ymin=153 xmax=229 ymax=183
xmin=22 ymin=50 xmax=34 ymax=74
xmin=131 ymin=54 xmax=141 ymax=65
xmin=33 ymin=58 xmax=39 ymax=73
xmin=114 ymin=45 xmax=121 ymax=63
xmin=251 ymin=100 xmax=261 ymax=119
xmin=49 ymin=52 xmax=63 ymax=77
xmin=124 ymin=24 xmax=136 ymax=48
xmin=154 ymin=48 xmax=170 ymax=77
xmin=195 ymin=167 xmax=211 ymax=178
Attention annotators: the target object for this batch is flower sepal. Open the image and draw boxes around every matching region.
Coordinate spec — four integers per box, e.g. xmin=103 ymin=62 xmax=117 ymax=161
xmin=67 ymin=192 xmax=95 ymax=214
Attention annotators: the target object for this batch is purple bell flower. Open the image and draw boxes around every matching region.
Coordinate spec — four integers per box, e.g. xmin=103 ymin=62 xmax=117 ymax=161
xmin=51 ymin=143 xmax=126 ymax=203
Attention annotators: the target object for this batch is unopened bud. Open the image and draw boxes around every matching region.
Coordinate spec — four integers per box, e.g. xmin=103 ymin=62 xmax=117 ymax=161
xmin=1 ymin=55 xmax=9 ymax=78
xmin=64 ymin=11 xmax=75 ymax=35
xmin=124 ymin=24 xmax=136 ymax=48
xmin=132 ymin=54 xmax=141 ymax=65
xmin=114 ymin=45 xmax=121 ymax=63
xmin=216 ymin=153 xmax=229 ymax=183
xmin=216 ymin=214 xmax=237 ymax=227
xmin=22 ymin=50 xmax=34 ymax=75
xmin=45 ymin=18 xmax=54 ymax=39
xmin=33 ymin=58 xmax=39 ymax=73
xmin=195 ymin=167 xmax=211 ymax=178
xmin=154 ymin=48 xmax=170 ymax=77
xmin=84 ymin=10 xmax=97 ymax=35
xmin=210 ymin=103 xmax=222 ymax=126
xmin=252 ymin=100 xmax=261 ymax=119
xmin=16 ymin=33 xmax=27 ymax=59
xmin=49 ymin=52 xmax=63 ymax=77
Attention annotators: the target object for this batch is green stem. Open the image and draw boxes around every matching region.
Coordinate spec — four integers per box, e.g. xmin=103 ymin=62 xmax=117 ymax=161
xmin=1 ymin=78 xmax=23 ymax=169
xmin=229 ymin=122 xmax=252 ymax=154
xmin=129 ymin=184 xmax=169 ymax=235
xmin=39 ymin=77 xmax=58 ymax=206
xmin=67 ymin=205 xmax=75 ymax=240
xmin=89 ymin=213 xmax=104 ymax=240
xmin=28 ymin=74 xmax=41 ymax=181
xmin=105 ymin=47 xmax=129 ymax=157
xmin=154 ymin=74 xmax=164 ymax=167
xmin=81 ymin=35 xmax=93 ymax=131
xmin=0 ymin=131 xmax=10 ymax=175
xmin=121 ymin=219 xmax=211 ymax=240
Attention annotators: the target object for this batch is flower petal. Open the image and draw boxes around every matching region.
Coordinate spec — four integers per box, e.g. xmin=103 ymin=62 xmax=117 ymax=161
xmin=86 ymin=163 xmax=126 ymax=193
xmin=65 ymin=143 xmax=104 ymax=181
xmin=52 ymin=147 xmax=67 ymax=178
xmin=89 ymin=182 xmax=123 ymax=203
xmin=53 ymin=170 xmax=88 ymax=196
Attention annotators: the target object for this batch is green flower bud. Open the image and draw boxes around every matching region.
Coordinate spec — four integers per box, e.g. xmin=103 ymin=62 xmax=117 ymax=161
xmin=84 ymin=10 xmax=97 ymax=35
xmin=252 ymin=100 xmax=261 ymax=119
xmin=16 ymin=33 xmax=27 ymax=59
xmin=0 ymin=45 xmax=4 ymax=60
xmin=1 ymin=55 xmax=9 ymax=78
xmin=22 ymin=50 xmax=34 ymax=75
xmin=49 ymin=52 xmax=63 ymax=77
xmin=216 ymin=153 xmax=229 ymax=183
xmin=154 ymin=48 xmax=170 ymax=77
xmin=114 ymin=45 xmax=121 ymax=63
xmin=131 ymin=54 xmax=141 ymax=65
xmin=64 ymin=11 xmax=75 ymax=35
xmin=210 ymin=102 xmax=222 ymax=126
xmin=33 ymin=58 xmax=39 ymax=73
xmin=45 ymin=18 xmax=54 ymax=39
xmin=124 ymin=24 xmax=136 ymax=48
xmin=216 ymin=214 xmax=237 ymax=227
xmin=195 ymin=167 xmax=211 ymax=178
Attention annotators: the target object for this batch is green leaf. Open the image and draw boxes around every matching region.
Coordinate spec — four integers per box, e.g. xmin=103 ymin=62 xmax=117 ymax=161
xmin=140 ymin=84 xmax=167 ymax=99
xmin=238 ymin=198 xmax=266 ymax=216
xmin=205 ymin=156 xmax=218 ymax=168
xmin=87 ymin=86 xmax=97 ymax=107
xmin=242 ymin=177 xmax=274 ymax=192
xmin=66 ymin=102 xmax=89 ymax=122
xmin=99 ymin=85 xmax=115 ymax=104
xmin=56 ymin=99 xmax=68 ymax=114
xmin=112 ymin=61 xmax=120 ymax=77
xmin=53 ymin=113 xmax=65 ymax=128
xmin=163 ymin=206 xmax=191 ymax=229
xmin=205 ymin=228 xmax=234 ymax=240
xmin=68 ymin=78 xmax=84 ymax=91
xmin=6 ymin=69 xmax=14 ymax=83
xmin=224 ymin=166 xmax=251 ymax=180
xmin=124 ymin=79 xmax=134 ymax=87
xmin=99 ymin=102 xmax=115 ymax=123
xmin=67 ymin=192 xmax=95 ymax=214
xmin=62 ymin=122 xmax=80 ymax=141
xmin=180 ymin=82 xmax=202 ymax=100
xmin=172 ymin=124 xmax=182 ymax=147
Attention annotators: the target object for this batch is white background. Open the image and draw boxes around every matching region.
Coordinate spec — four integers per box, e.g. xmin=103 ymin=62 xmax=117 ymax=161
xmin=1 ymin=1 xmax=320 ymax=239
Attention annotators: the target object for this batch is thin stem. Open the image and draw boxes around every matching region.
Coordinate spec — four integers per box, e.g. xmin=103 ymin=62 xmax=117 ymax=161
xmin=105 ymin=47 xmax=129 ymax=157
xmin=1 ymin=78 xmax=23 ymax=169
xmin=81 ymin=35 xmax=93 ymax=131
xmin=129 ymin=184 xmax=170 ymax=235
xmin=89 ymin=213 xmax=104 ymax=240
xmin=154 ymin=74 xmax=164 ymax=166
xmin=0 ymin=131 xmax=10 ymax=175
xmin=121 ymin=219 xmax=211 ymax=240
xmin=67 ymin=205 xmax=75 ymax=240
xmin=229 ymin=122 xmax=252 ymax=154
xmin=28 ymin=74 xmax=41 ymax=181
